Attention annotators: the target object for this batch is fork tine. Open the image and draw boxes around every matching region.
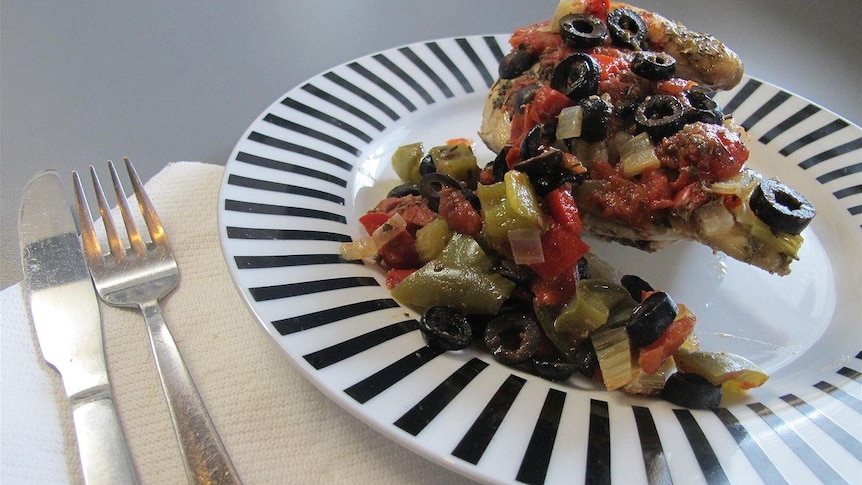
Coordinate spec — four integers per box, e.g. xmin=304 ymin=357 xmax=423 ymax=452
xmin=90 ymin=165 xmax=128 ymax=260
xmin=107 ymin=160 xmax=147 ymax=257
xmin=124 ymin=157 xmax=167 ymax=247
xmin=72 ymin=170 xmax=105 ymax=267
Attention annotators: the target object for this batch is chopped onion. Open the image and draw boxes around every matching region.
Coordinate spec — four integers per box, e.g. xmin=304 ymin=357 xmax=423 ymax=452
xmin=508 ymin=228 xmax=545 ymax=265
xmin=709 ymin=168 xmax=759 ymax=196
xmin=556 ymin=105 xmax=584 ymax=140
xmin=340 ymin=237 xmax=378 ymax=261
xmin=371 ymin=213 xmax=407 ymax=248
xmin=619 ymin=132 xmax=660 ymax=178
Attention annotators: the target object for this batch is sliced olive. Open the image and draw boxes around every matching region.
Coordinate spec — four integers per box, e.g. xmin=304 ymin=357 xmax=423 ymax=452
xmin=513 ymin=85 xmax=538 ymax=114
xmin=419 ymin=306 xmax=472 ymax=351
xmin=418 ymin=153 xmax=436 ymax=176
xmin=620 ymin=274 xmax=653 ymax=302
xmin=490 ymin=146 xmax=511 ymax=183
xmin=662 ymin=372 xmax=723 ymax=409
xmin=579 ymin=96 xmax=612 ymax=143
xmin=387 ymin=183 xmax=420 ymax=198
xmin=513 ymin=149 xmax=577 ymax=197
xmin=572 ymin=338 xmax=598 ymax=378
xmin=499 ymin=48 xmax=537 ymax=80
xmin=749 ymin=178 xmax=815 ymax=235
xmin=626 ymin=291 xmax=678 ymax=347
xmin=685 ymin=88 xmax=723 ymax=125
xmin=519 ymin=123 xmax=556 ymax=160
xmin=576 ymin=257 xmax=591 ymax=280
xmin=631 ymin=51 xmax=676 ymax=80
xmin=635 ymin=94 xmax=686 ymax=141
xmin=532 ymin=355 xmax=578 ymax=381
xmin=484 ymin=313 xmax=541 ymax=364
xmin=551 ymin=53 xmax=600 ymax=102
xmin=607 ymin=8 xmax=647 ymax=50
xmin=559 ymin=14 xmax=608 ymax=48
xmin=419 ymin=172 xmax=461 ymax=212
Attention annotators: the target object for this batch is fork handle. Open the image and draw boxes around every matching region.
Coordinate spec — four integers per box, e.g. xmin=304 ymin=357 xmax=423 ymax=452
xmin=141 ymin=300 xmax=242 ymax=485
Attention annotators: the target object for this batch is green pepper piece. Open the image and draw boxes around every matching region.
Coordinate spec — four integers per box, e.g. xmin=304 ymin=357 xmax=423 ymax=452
xmin=391 ymin=142 xmax=424 ymax=184
xmin=504 ymin=170 xmax=546 ymax=224
xmin=429 ymin=143 xmax=479 ymax=187
xmin=554 ymin=279 xmax=633 ymax=341
xmin=391 ymin=233 xmax=515 ymax=315
xmin=476 ymin=176 xmax=547 ymax=243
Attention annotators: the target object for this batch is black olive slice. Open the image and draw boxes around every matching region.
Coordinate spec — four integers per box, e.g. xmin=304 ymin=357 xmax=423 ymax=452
xmin=484 ymin=313 xmax=541 ymax=364
xmin=626 ymin=291 xmax=678 ymax=347
xmin=386 ymin=183 xmax=420 ymax=198
xmin=576 ymin=257 xmax=591 ymax=280
xmin=418 ymin=153 xmax=436 ymax=176
xmin=513 ymin=85 xmax=539 ymax=114
xmin=579 ymin=95 xmax=612 ymax=142
xmin=551 ymin=53 xmax=600 ymax=102
xmin=684 ymin=88 xmax=723 ymax=125
xmin=749 ymin=178 xmax=815 ymax=235
xmin=620 ymin=274 xmax=654 ymax=302
xmin=635 ymin=94 xmax=686 ymax=141
xmin=419 ymin=306 xmax=472 ymax=350
xmin=572 ymin=338 xmax=598 ymax=378
xmin=499 ymin=48 xmax=537 ymax=80
xmin=519 ymin=124 xmax=550 ymax=160
xmin=532 ymin=355 xmax=578 ymax=381
xmin=662 ymin=372 xmax=723 ymax=409
xmin=607 ymin=8 xmax=647 ymax=50
xmin=418 ymin=172 xmax=461 ymax=212
xmin=559 ymin=14 xmax=608 ymax=48
xmin=631 ymin=51 xmax=676 ymax=80
xmin=490 ymin=146 xmax=511 ymax=183
xmin=513 ymin=149 xmax=576 ymax=197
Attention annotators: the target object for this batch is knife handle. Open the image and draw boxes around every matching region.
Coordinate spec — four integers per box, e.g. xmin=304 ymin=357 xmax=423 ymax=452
xmin=71 ymin=393 xmax=139 ymax=485
xmin=141 ymin=300 xmax=242 ymax=485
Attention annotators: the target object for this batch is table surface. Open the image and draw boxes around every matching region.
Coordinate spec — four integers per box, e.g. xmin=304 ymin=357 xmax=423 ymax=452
xmin=2 ymin=0 xmax=860 ymax=290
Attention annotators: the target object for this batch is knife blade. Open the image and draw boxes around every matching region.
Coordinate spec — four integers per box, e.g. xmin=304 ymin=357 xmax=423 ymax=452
xmin=19 ymin=170 xmax=139 ymax=485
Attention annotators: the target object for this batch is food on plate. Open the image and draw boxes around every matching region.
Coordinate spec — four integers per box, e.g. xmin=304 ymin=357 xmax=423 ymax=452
xmin=341 ymin=139 xmax=767 ymax=408
xmin=478 ymin=0 xmax=815 ymax=275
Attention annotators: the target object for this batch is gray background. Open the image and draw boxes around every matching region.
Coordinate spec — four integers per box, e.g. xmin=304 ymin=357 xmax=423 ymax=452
xmin=2 ymin=0 xmax=860 ymax=289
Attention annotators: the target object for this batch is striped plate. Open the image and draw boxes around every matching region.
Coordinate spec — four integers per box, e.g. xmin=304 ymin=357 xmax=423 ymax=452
xmin=217 ymin=35 xmax=862 ymax=484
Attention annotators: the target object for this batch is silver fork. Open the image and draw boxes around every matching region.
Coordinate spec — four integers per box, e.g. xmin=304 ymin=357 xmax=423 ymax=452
xmin=73 ymin=158 xmax=242 ymax=485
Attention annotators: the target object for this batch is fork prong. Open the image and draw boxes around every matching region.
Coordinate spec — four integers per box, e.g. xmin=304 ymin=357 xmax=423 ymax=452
xmin=72 ymin=170 xmax=105 ymax=267
xmin=90 ymin=165 xmax=127 ymax=260
xmin=108 ymin=160 xmax=147 ymax=257
xmin=124 ymin=157 xmax=167 ymax=247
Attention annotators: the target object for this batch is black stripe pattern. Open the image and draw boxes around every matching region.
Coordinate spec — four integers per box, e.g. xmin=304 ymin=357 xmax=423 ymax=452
xmin=218 ymin=34 xmax=862 ymax=484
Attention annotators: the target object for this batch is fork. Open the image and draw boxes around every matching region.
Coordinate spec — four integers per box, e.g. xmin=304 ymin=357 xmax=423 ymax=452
xmin=73 ymin=158 xmax=242 ymax=485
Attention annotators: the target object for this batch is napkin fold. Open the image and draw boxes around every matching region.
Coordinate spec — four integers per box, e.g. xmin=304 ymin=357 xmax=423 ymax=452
xmin=1 ymin=162 xmax=476 ymax=484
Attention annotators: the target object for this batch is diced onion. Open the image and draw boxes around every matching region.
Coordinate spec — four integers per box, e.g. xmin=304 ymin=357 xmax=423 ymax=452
xmin=556 ymin=105 xmax=584 ymax=140
xmin=619 ymin=132 xmax=660 ymax=177
xmin=508 ymin=228 xmax=545 ymax=265
xmin=371 ymin=213 xmax=407 ymax=248
xmin=709 ymin=168 xmax=759 ymax=196
xmin=340 ymin=237 xmax=378 ymax=261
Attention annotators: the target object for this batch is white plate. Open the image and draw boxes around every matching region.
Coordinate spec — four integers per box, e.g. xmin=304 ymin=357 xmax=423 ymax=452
xmin=217 ymin=35 xmax=862 ymax=484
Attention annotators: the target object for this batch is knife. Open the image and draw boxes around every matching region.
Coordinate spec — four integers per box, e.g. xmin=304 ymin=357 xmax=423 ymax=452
xmin=19 ymin=170 xmax=139 ymax=485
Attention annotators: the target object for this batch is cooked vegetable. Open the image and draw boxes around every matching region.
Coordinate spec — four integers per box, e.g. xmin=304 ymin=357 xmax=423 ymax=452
xmin=551 ymin=53 xmax=600 ymax=102
xmin=749 ymin=178 xmax=815 ymax=235
xmin=519 ymin=123 xmax=553 ymax=160
xmin=556 ymin=105 xmax=584 ymax=140
xmin=620 ymin=274 xmax=653 ymax=301
xmin=637 ymin=305 xmax=696 ymax=374
xmin=626 ymin=291 xmax=679 ymax=347
xmin=387 ymin=182 xmax=420 ymax=198
xmin=419 ymin=306 xmax=472 ymax=350
xmin=339 ymin=236 xmax=378 ymax=261
xmin=513 ymin=149 xmax=577 ymax=197
xmin=391 ymin=233 xmax=516 ymax=314
xmin=635 ymin=94 xmax=686 ymax=141
xmin=414 ymin=217 xmax=453 ymax=263
xmin=631 ymin=51 xmax=677 ymax=81
xmin=391 ymin=142 xmax=424 ymax=184
xmin=476 ymin=171 xmax=547 ymax=241
xmin=508 ymin=228 xmax=545 ymax=265
xmin=591 ymin=325 xmax=634 ymax=391
xmin=554 ymin=279 xmax=633 ymax=342
xmin=484 ymin=313 xmax=541 ymax=364
xmin=618 ymin=131 xmax=660 ymax=177
xmin=558 ymin=14 xmax=608 ymax=48
xmin=685 ymin=87 xmax=723 ymax=125
xmin=662 ymin=372 xmax=722 ymax=409
xmin=674 ymin=350 xmax=769 ymax=392
xmin=606 ymin=8 xmax=647 ymax=50
xmin=428 ymin=143 xmax=480 ymax=187
xmin=749 ymin=218 xmax=804 ymax=258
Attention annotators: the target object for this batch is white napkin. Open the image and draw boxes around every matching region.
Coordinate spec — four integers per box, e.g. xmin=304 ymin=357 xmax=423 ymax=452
xmin=1 ymin=162 xmax=477 ymax=484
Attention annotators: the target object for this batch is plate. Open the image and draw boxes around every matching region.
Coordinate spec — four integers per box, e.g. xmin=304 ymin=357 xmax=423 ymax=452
xmin=217 ymin=35 xmax=862 ymax=484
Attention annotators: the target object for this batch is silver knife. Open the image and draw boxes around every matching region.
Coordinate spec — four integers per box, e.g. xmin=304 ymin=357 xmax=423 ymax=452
xmin=19 ymin=170 xmax=139 ymax=485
